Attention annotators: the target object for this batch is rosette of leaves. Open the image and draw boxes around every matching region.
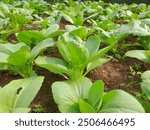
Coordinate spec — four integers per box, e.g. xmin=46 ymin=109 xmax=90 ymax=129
xmin=0 ymin=38 xmax=54 ymax=77
xmin=35 ymin=32 xmax=115 ymax=80
xmin=52 ymin=77 xmax=145 ymax=113
xmin=17 ymin=24 xmax=65 ymax=46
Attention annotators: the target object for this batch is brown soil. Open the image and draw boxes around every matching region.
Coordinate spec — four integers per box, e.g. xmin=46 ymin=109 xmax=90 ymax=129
xmin=30 ymin=68 xmax=65 ymax=113
xmin=114 ymin=17 xmax=123 ymax=24
xmin=0 ymin=71 xmax=20 ymax=86
xmin=125 ymin=35 xmax=139 ymax=44
xmin=8 ymin=34 xmax=17 ymax=43
xmin=59 ymin=23 xmax=66 ymax=30
xmin=88 ymin=57 xmax=149 ymax=94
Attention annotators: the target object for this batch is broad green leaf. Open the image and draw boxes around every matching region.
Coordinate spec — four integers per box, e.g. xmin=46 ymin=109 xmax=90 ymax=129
xmin=108 ymin=10 xmax=118 ymax=20
xmin=58 ymin=33 xmax=88 ymax=66
xmin=67 ymin=42 xmax=89 ymax=66
xmin=44 ymin=23 xmax=65 ymax=38
xmin=0 ymin=52 xmax=9 ymax=63
xmin=0 ymin=52 xmax=9 ymax=70
xmin=125 ymin=50 xmax=150 ymax=64
xmin=62 ymin=13 xmax=74 ymax=24
xmin=0 ymin=76 xmax=44 ymax=113
xmin=85 ymin=36 xmax=100 ymax=56
xmin=52 ymin=81 xmax=78 ymax=113
xmin=86 ymin=58 xmax=110 ymax=75
xmin=84 ymin=13 xmax=99 ymax=21
xmin=16 ymin=77 xmax=44 ymax=108
xmin=118 ymin=24 xmax=133 ymax=34
xmin=68 ymin=77 xmax=92 ymax=99
xmin=46 ymin=30 xmax=65 ymax=38
xmin=17 ymin=31 xmax=45 ymax=45
xmin=131 ymin=21 xmax=150 ymax=36
xmin=96 ymin=27 xmax=110 ymax=37
xmin=52 ymin=77 xmax=92 ymax=112
xmin=141 ymin=80 xmax=150 ymax=100
xmin=70 ymin=27 xmax=87 ymax=40
xmin=75 ymin=12 xmax=84 ymax=26
xmin=104 ymin=36 xmax=117 ymax=45
xmin=99 ymin=90 xmax=145 ymax=113
xmin=57 ymin=40 xmax=70 ymax=63
xmin=139 ymin=99 xmax=150 ymax=113
xmin=45 ymin=24 xmax=59 ymax=36
xmin=69 ymin=0 xmax=76 ymax=7
xmin=141 ymin=71 xmax=150 ymax=81
xmin=140 ymin=36 xmax=150 ymax=50
xmin=57 ymin=33 xmax=80 ymax=62
xmin=88 ymin=80 xmax=104 ymax=110
xmin=79 ymin=99 xmax=96 ymax=113
xmin=65 ymin=25 xmax=77 ymax=32
xmin=7 ymin=46 xmax=31 ymax=77
xmin=145 ymin=51 xmax=150 ymax=56
xmin=89 ymin=45 xmax=112 ymax=62
xmin=35 ymin=56 xmax=70 ymax=75
xmin=0 ymin=43 xmax=26 ymax=55
xmin=0 ymin=63 xmax=9 ymax=70
xmin=74 ymin=4 xmax=82 ymax=14
xmin=13 ymin=108 xmax=30 ymax=113
xmin=52 ymin=77 xmax=144 ymax=113
xmin=30 ymin=38 xmax=54 ymax=62
xmin=61 ymin=32 xmax=83 ymax=44
xmin=7 ymin=46 xmax=30 ymax=68
xmin=67 ymin=103 xmax=80 ymax=113
xmin=0 ymin=18 xmax=9 ymax=30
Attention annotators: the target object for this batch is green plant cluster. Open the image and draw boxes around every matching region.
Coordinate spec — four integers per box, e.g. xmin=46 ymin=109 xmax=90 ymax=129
xmin=0 ymin=0 xmax=150 ymax=113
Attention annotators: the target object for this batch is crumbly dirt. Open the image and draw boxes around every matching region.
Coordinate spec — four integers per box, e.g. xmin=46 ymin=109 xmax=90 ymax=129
xmin=30 ymin=68 xmax=65 ymax=113
xmin=0 ymin=71 xmax=20 ymax=86
xmin=88 ymin=57 xmax=149 ymax=93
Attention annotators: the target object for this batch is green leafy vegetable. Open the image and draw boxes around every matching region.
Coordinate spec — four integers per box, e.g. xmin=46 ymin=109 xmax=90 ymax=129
xmin=17 ymin=24 xmax=65 ymax=45
xmin=35 ymin=32 xmax=113 ymax=80
xmin=141 ymin=71 xmax=150 ymax=100
xmin=0 ymin=38 xmax=54 ymax=77
xmin=125 ymin=50 xmax=150 ymax=64
xmin=0 ymin=76 xmax=44 ymax=113
xmin=52 ymin=77 xmax=145 ymax=113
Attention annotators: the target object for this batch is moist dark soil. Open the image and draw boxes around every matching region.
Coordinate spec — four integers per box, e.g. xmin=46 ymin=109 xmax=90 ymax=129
xmin=59 ymin=23 xmax=66 ymax=30
xmin=30 ymin=68 xmax=65 ymax=113
xmin=8 ymin=34 xmax=17 ymax=43
xmin=88 ymin=58 xmax=149 ymax=93
xmin=0 ymin=71 xmax=20 ymax=86
xmin=0 ymin=57 xmax=150 ymax=113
